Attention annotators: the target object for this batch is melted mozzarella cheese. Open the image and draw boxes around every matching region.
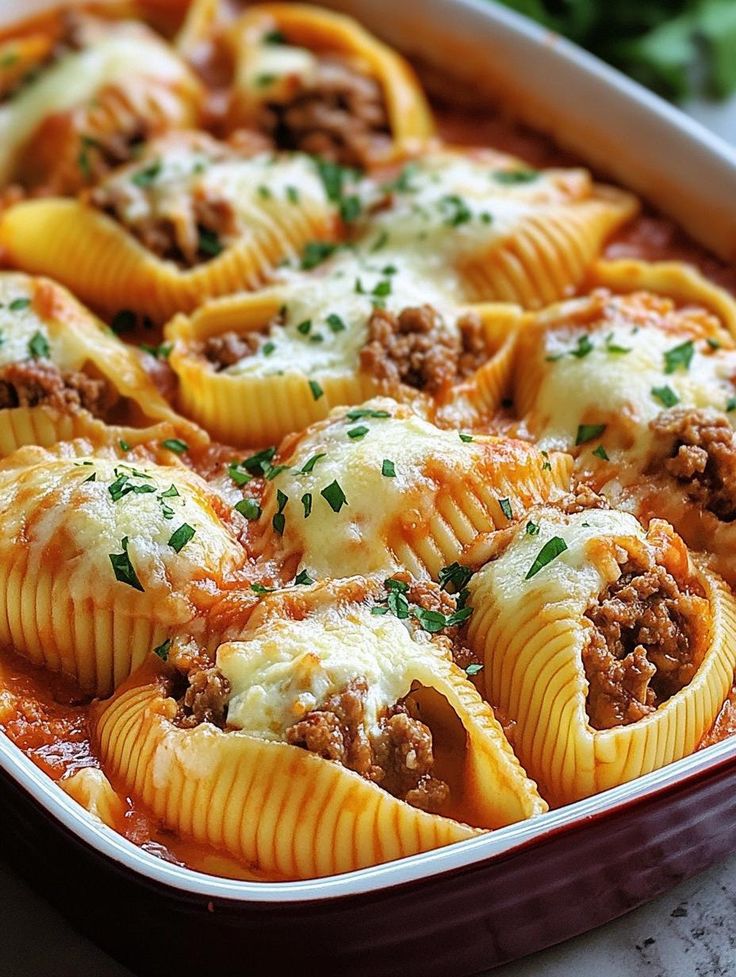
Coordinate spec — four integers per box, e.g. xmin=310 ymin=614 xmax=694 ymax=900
xmin=223 ymin=248 xmax=457 ymax=378
xmin=273 ymin=399 xmax=490 ymax=577
xmin=0 ymin=274 xmax=85 ymax=372
xmin=359 ymin=153 xmax=590 ymax=280
xmin=0 ymin=25 xmax=192 ymax=181
xmin=470 ymin=507 xmax=646 ymax=621
xmin=531 ymin=313 xmax=736 ymax=462
xmin=219 ymin=600 xmax=440 ymax=739
xmin=240 ymin=41 xmax=320 ymax=99
xmin=0 ymin=457 xmax=243 ymax=602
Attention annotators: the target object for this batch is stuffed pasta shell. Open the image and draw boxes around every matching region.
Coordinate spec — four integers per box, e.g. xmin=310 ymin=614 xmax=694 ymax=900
xmin=165 ymin=245 xmax=524 ymax=444
xmin=0 ymin=271 xmax=191 ymax=455
xmin=0 ymin=447 xmax=248 ymax=695
xmin=0 ymin=131 xmax=341 ymax=322
xmin=251 ymin=398 xmax=571 ymax=579
xmin=224 ymin=2 xmax=435 ymax=166
xmin=0 ymin=11 xmax=203 ymax=194
xmin=467 ymin=500 xmax=736 ymax=804
xmin=513 ymin=263 xmax=736 ymax=581
xmin=93 ymin=575 xmax=545 ymax=879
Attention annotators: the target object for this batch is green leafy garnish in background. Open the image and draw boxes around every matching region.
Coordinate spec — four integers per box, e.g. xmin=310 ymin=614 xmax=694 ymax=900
xmin=494 ymin=0 xmax=736 ymax=100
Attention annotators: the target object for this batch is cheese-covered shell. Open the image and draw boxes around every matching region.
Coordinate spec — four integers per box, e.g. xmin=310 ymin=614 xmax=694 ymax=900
xmin=93 ymin=578 xmax=545 ymax=879
xmin=0 ymin=271 xmax=193 ymax=456
xmin=224 ymin=2 xmax=435 ymax=163
xmin=255 ymin=398 xmax=572 ymax=579
xmin=357 ymin=150 xmax=638 ymax=307
xmin=467 ymin=508 xmax=736 ymax=804
xmin=513 ymin=284 xmax=736 ymax=481
xmin=0 ymin=17 xmax=203 ymax=192
xmin=165 ymin=252 xmax=522 ymax=445
xmin=0 ymin=451 xmax=246 ymax=695
xmin=0 ymin=137 xmax=339 ymax=323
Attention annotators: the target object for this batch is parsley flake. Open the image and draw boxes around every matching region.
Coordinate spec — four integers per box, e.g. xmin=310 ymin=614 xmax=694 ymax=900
xmin=300 ymin=452 xmax=326 ymax=474
xmin=301 ymin=492 xmax=313 ymax=518
xmin=592 ymin=444 xmax=610 ymax=460
xmin=348 ymin=425 xmax=368 ymax=440
xmin=321 ymin=480 xmax=347 ymax=512
xmin=235 ymin=498 xmax=261 ymax=520
xmin=459 ymin=432 xmax=474 ymax=443
xmin=109 ymin=537 xmax=144 ymax=591
xmin=381 ymin=459 xmax=396 ymax=478
xmin=651 ymin=385 xmax=679 ymax=408
xmin=664 ymin=339 xmax=695 ymax=374
xmin=465 ymin=662 xmax=484 ymax=677
xmin=131 ymin=160 xmax=162 ymax=188
xmin=525 ymin=536 xmax=568 ymax=579
xmin=294 ymin=569 xmax=313 ymax=586
xmin=308 ymin=379 xmax=324 ymax=400
xmin=326 ymin=313 xmax=346 ymax=333
xmin=576 ymin=423 xmax=606 ymax=445
xmin=28 ymin=331 xmax=50 ymax=359
xmin=9 ymin=297 xmax=30 ymax=312
xmin=498 ymin=497 xmax=513 ymax=520
xmin=161 ymin=438 xmax=188 ymax=455
xmin=168 ymin=523 xmax=195 ymax=553
xmin=525 ymin=521 xmax=540 ymax=536
xmin=153 ymin=638 xmax=171 ymax=661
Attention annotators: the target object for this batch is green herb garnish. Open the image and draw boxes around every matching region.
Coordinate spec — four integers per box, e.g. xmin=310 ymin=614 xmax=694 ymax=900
xmin=525 ymin=536 xmax=568 ymax=579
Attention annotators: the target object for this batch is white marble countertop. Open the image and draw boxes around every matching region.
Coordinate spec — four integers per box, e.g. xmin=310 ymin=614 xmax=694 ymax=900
xmin=2 ymin=98 xmax=736 ymax=977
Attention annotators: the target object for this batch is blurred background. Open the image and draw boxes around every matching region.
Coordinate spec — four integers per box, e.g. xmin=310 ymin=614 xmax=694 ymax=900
xmin=496 ymin=0 xmax=736 ymax=142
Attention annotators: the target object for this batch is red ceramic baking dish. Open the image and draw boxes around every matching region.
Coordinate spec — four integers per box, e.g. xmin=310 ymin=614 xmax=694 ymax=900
xmin=2 ymin=2 xmax=736 ymax=975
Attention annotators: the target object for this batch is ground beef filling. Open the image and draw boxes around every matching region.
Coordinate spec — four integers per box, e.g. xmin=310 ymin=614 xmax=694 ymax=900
xmin=260 ymin=55 xmax=389 ymax=168
xmin=174 ymin=666 xmax=231 ymax=730
xmin=91 ymin=184 xmax=237 ymax=267
xmin=286 ymin=678 xmax=450 ymax=813
xmin=582 ymin=552 xmax=701 ymax=729
xmin=0 ymin=359 xmax=113 ymax=417
xmin=202 ymin=331 xmax=262 ymax=369
xmin=650 ymin=408 xmax=736 ymax=521
xmin=360 ymin=305 xmax=487 ymax=395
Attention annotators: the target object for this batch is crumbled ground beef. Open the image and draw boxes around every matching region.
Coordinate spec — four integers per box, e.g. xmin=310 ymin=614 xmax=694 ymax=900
xmin=260 ymin=54 xmax=389 ymax=168
xmin=174 ymin=666 xmax=231 ymax=730
xmin=91 ymin=175 xmax=238 ymax=267
xmin=202 ymin=331 xmax=262 ymax=369
xmin=582 ymin=550 xmax=702 ymax=729
xmin=286 ymin=677 xmax=449 ymax=813
xmin=650 ymin=408 xmax=736 ymax=521
xmin=560 ymin=482 xmax=610 ymax=515
xmin=360 ymin=305 xmax=487 ymax=395
xmin=0 ymin=360 xmax=113 ymax=417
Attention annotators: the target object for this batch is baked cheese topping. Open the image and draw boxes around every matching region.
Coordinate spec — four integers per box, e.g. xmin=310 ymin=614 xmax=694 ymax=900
xmin=359 ymin=152 xmax=591 ymax=279
xmin=469 ymin=507 xmax=646 ymax=621
xmin=0 ymin=23 xmax=192 ymax=181
xmin=240 ymin=39 xmax=322 ymax=100
xmin=219 ymin=599 xmax=441 ymax=739
xmin=221 ymin=248 xmax=457 ymax=378
xmin=528 ymin=295 xmax=736 ymax=463
xmin=0 ymin=456 xmax=244 ymax=598
xmin=272 ymin=399 xmax=490 ymax=577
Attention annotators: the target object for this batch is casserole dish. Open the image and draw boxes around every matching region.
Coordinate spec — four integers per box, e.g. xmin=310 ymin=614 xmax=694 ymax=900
xmin=1 ymin=2 xmax=736 ymax=975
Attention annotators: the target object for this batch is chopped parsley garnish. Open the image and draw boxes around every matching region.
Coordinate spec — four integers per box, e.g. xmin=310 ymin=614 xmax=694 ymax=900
xmin=571 ymin=335 xmax=594 ymax=358
xmin=439 ymin=193 xmax=472 ymax=227
xmin=605 ymin=335 xmax=632 ymax=354
xmin=131 ymin=159 xmax=162 ymax=188
xmin=227 ymin=461 xmax=253 ymax=486
xmin=498 ymin=497 xmax=513 ymax=519
xmin=525 ymin=536 xmax=568 ymax=579
xmin=251 ymin=582 xmax=274 ymax=594
xmin=241 ymin=446 xmax=277 ymax=475
xmin=262 ymin=341 xmax=276 ymax=356
xmin=301 ymin=492 xmax=313 ymax=518
xmin=82 ymin=472 xmax=96 ymax=483
xmin=111 ymin=309 xmax=136 ymax=334
xmin=300 ymin=452 xmax=326 ymax=474
xmin=308 ymin=379 xmax=324 ymax=400
xmin=541 ymin=450 xmax=552 ymax=471
xmin=286 ymin=185 xmax=300 ymax=204
xmin=707 ymin=337 xmax=722 ymax=350
xmin=411 ymin=606 xmax=449 ymax=632
xmin=664 ymin=339 xmax=695 ymax=374
xmin=294 ymin=569 xmax=314 ymax=586
xmin=272 ymin=488 xmax=288 ymax=534
xmin=346 ymin=407 xmax=390 ymax=421
xmin=381 ymin=459 xmax=396 ymax=478
xmin=168 ymin=523 xmax=195 ymax=553
xmin=525 ymin=521 xmax=540 ymax=536
xmin=348 ymin=425 xmax=368 ymax=440
xmin=161 ymin=438 xmax=188 ymax=455
xmin=198 ymin=227 xmax=223 ymax=258
xmin=263 ymin=463 xmax=289 ymax=481
xmin=263 ymin=29 xmax=286 ymax=43
xmin=140 ymin=341 xmax=172 ymax=360
xmin=576 ymin=423 xmax=606 ymax=445
xmin=370 ymin=230 xmax=389 ymax=252
xmin=438 ymin=562 xmax=472 ymax=593
xmin=372 ymin=279 xmax=392 ymax=298
xmin=459 ymin=432 xmax=474 ymax=443
xmin=326 ymin=313 xmax=346 ymax=333
xmin=235 ymin=498 xmax=261 ymax=520
xmin=254 ymin=72 xmax=277 ymax=87
xmin=339 ymin=195 xmax=361 ymax=222
xmin=385 ymin=163 xmax=419 ymax=194
xmin=296 ymin=319 xmax=312 ymax=335
xmin=492 ymin=168 xmax=538 ymax=184
xmin=321 ymin=479 xmax=347 ymax=512
xmin=301 ymin=240 xmax=338 ymax=270
xmin=651 ymin=384 xmax=679 ymax=408
xmin=107 ymin=473 xmax=156 ymax=502
xmin=153 ymin=638 xmax=171 ymax=661
xmin=465 ymin=662 xmax=484 ymax=677
xmin=77 ymin=135 xmax=98 ymax=178
xmin=109 ymin=537 xmax=144 ymax=591
xmin=27 ymin=331 xmax=49 ymax=359
xmin=257 ymin=184 xmax=272 ymax=200
xmin=727 ymin=397 xmax=736 ymax=412
xmin=315 ymin=158 xmax=352 ymax=202
xmin=592 ymin=444 xmax=609 ymax=460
